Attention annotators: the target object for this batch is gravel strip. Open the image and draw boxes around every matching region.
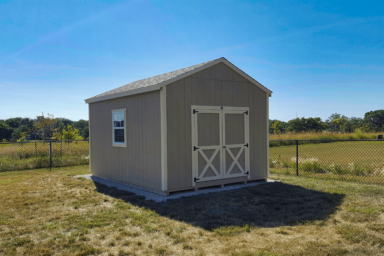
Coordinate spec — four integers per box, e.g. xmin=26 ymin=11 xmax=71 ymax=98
xmin=75 ymin=174 xmax=277 ymax=202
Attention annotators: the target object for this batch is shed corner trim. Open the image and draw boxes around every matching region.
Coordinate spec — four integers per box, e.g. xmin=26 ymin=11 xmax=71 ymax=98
xmin=160 ymin=85 xmax=168 ymax=191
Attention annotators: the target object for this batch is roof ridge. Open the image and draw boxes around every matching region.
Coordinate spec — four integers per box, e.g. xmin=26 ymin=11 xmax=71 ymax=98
xmin=88 ymin=58 xmax=221 ymax=100
xmin=85 ymin=57 xmax=272 ymax=103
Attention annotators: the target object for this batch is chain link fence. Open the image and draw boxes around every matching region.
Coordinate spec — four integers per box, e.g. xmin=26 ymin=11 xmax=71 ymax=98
xmin=2 ymin=139 xmax=384 ymax=185
xmin=0 ymin=140 xmax=89 ymax=172
xmin=269 ymin=139 xmax=384 ymax=184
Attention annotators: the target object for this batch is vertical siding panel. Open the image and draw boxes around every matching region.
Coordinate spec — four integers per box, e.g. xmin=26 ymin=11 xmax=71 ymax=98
xmin=248 ymin=83 xmax=256 ymax=179
xmin=149 ymin=93 xmax=156 ymax=188
xmin=166 ymin=85 xmax=173 ymax=190
xmin=169 ymin=83 xmax=179 ymax=189
xmin=221 ymin=80 xmax=232 ymax=107
xmin=154 ymin=94 xmax=162 ymax=189
xmin=214 ymin=63 xmax=221 ymax=80
xmin=104 ymin=101 xmax=108 ymax=177
xmin=213 ymin=64 xmax=222 ymax=106
xmin=126 ymin=98 xmax=132 ymax=182
xmin=254 ymin=86 xmax=262 ymax=179
xmin=260 ymin=92 xmax=267 ymax=177
xmin=204 ymin=68 xmax=210 ymax=81
xmin=140 ymin=94 xmax=145 ymax=185
xmin=184 ymin=77 xmax=192 ymax=188
xmin=142 ymin=94 xmax=148 ymax=186
xmin=89 ymin=91 xmax=161 ymax=190
xmin=191 ymin=77 xmax=199 ymax=105
xmin=134 ymin=95 xmax=141 ymax=184
xmin=177 ymin=80 xmax=186 ymax=188
xmin=131 ymin=96 xmax=137 ymax=183
xmin=149 ymin=93 xmax=155 ymax=188
xmin=197 ymin=77 xmax=205 ymax=106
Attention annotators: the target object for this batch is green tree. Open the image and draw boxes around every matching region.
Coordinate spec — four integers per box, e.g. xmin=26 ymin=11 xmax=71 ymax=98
xmin=271 ymin=121 xmax=281 ymax=134
xmin=34 ymin=113 xmax=59 ymax=140
xmin=17 ymin=132 xmax=27 ymax=143
xmin=332 ymin=118 xmax=348 ymax=132
xmin=56 ymin=118 xmax=73 ymax=132
xmin=344 ymin=117 xmax=364 ymax=133
xmin=62 ymin=125 xmax=83 ymax=141
xmin=364 ymin=110 xmax=384 ymax=131
xmin=80 ymin=126 xmax=89 ymax=139
xmin=287 ymin=117 xmax=327 ymax=133
xmin=0 ymin=123 xmax=12 ymax=141
xmin=326 ymin=113 xmax=347 ymax=132
xmin=5 ymin=117 xmax=22 ymax=129
xmin=73 ymin=119 xmax=89 ymax=138
xmin=11 ymin=125 xmax=30 ymax=141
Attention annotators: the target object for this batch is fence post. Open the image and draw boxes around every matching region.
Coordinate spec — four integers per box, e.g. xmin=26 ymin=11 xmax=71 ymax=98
xmin=35 ymin=142 xmax=37 ymax=158
xmin=49 ymin=141 xmax=52 ymax=171
xmin=296 ymin=140 xmax=299 ymax=176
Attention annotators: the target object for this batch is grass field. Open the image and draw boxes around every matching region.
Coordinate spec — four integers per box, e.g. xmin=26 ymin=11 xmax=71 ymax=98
xmin=0 ymin=141 xmax=89 ymax=171
xmin=270 ymin=140 xmax=384 ymax=183
xmin=1 ymin=166 xmax=384 ymax=255
xmin=269 ymin=131 xmax=382 ymax=141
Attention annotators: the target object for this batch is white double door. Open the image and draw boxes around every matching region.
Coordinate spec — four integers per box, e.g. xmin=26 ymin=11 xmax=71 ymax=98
xmin=191 ymin=105 xmax=250 ymax=185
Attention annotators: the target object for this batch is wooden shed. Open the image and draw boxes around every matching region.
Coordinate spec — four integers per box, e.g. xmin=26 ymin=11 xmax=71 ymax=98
xmin=85 ymin=57 xmax=272 ymax=195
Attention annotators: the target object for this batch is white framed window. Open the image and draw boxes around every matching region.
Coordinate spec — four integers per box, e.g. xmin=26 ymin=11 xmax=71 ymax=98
xmin=112 ymin=109 xmax=127 ymax=147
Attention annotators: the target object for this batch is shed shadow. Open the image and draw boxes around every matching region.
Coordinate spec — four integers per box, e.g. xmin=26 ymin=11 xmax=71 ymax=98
xmin=93 ymin=182 xmax=344 ymax=230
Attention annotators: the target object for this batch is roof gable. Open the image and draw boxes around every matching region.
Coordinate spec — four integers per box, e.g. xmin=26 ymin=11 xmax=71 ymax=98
xmin=85 ymin=57 xmax=272 ymax=103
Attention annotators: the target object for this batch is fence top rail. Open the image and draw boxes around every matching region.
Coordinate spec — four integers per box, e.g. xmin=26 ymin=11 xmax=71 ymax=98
xmin=269 ymin=139 xmax=384 ymax=142
xmin=0 ymin=140 xmax=89 ymax=144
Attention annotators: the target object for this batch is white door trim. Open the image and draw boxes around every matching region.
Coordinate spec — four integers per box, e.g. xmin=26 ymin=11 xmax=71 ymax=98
xmin=191 ymin=106 xmax=223 ymax=186
xmin=222 ymin=108 xmax=250 ymax=179
xmin=191 ymin=105 xmax=250 ymax=186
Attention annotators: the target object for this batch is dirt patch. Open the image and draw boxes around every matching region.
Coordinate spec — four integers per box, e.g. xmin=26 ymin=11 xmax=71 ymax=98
xmin=94 ymin=182 xmax=344 ymax=230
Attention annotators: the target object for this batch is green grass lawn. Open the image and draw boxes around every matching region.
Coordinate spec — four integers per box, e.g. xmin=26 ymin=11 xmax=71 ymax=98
xmin=270 ymin=141 xmax=384 ymax=183
xmin=0 ymin=141 xmax=89 ymax=171
xmin=1 ymin=166 xmax=384 ymax=255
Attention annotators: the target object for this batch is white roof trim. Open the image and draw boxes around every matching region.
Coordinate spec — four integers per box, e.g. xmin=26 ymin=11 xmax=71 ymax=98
xmin=85 ymin=58 xmax=272 ymax=104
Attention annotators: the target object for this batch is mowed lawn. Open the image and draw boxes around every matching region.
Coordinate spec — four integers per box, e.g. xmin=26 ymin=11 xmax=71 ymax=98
xmin=270 ymin=141 xmax=384 ymax=181
xmin=1 ymin=166 xmax=384 ymax=255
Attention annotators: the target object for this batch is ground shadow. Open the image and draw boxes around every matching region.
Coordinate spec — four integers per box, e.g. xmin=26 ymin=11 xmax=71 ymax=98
xmin=93 ymin=182 xmax=344 ymax=230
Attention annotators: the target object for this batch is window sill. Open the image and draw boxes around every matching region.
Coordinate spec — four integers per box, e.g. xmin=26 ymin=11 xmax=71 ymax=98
xmin=113 ymin=143 xmax=127 ymax=147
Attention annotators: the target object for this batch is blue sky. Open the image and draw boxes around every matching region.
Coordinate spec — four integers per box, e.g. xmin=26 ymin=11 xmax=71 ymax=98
xmin=0 ymin=0 xmax=383 ymax=122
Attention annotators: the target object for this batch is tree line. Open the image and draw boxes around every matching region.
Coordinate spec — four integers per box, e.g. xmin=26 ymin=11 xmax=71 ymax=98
xmin=269 ymin=110 xmax=384 ymax=134
xmin=0 ymin=113 xmax=89 ymax=142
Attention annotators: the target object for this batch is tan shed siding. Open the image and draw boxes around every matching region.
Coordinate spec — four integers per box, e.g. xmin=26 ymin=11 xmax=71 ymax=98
xmin=89 ymin=90 xmax=162 ymax=191
xmin=166 ymin=62 xmax=268 ymax=190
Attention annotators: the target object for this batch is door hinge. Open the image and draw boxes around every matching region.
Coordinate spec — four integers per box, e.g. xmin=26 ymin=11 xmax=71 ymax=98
xmin=193 ymin=146 xmax=199 ymax=151
xmin=194 ymin=177 xmax=200 ymax=182
xmin=244 ymin=111 xmax=248 ymax=115
xmin=244 ymin=171 xmax=249 ymax=175
xmin=193 ymin=109 xmax=199 ymax=114
xmin=244 ymin=143 xmax=248 ymax=147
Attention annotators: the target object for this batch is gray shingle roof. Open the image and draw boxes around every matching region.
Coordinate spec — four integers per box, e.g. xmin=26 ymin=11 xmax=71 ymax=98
xmin=87 ymin=58 xmax=220 ymax=101
xmin=85 ymin=57 xmax=272 ymax=103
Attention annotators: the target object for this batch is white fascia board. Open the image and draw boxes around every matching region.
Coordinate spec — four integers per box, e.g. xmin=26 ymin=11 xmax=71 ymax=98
xmin=85 ymin=84 xmax=162 ymax=104
xmin=84 ymin=57 xmax=272 ymax=104
xmin=220 ymin=59 xmax=273 ymax=97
